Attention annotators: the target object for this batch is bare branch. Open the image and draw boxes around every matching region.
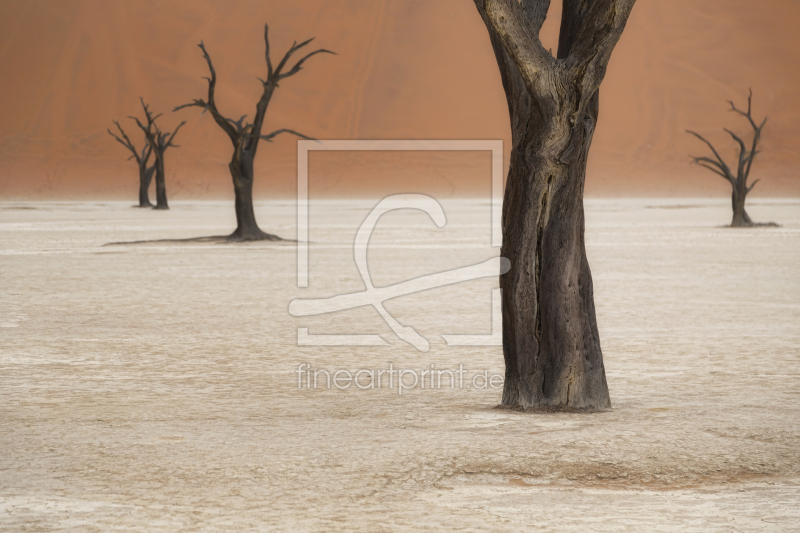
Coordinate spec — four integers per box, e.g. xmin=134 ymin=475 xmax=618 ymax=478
xmin=691 ymin=158 xmax=730 ymax=181
xmin=728 ymin=89 xmax=759 ymax=131
xmin=747 ymin=87 xmax=752 ymax=114
xmin=695 ymin=162 xmax=726 ymax=178
xmin=178 ymin=23 xmax=327 ymax=168
xmin=141 ymin=141 xmax=152 ymax=165
xmin=746 ymin=178 xmax=760 ymax=193
xmin=163 ymin=121 xmax=186 ymax=150
xmin=563 ymin=0 xmax=637 ymax=105
xmin=226 ymin=115 xmax=252 ymax=134
xmin=686 ymin=130 xmax=733 ymax=178
xmin=264 ymin=23 xmax=273 ymax=79
xmin=475 ymin=0 xmax=554 ymax=97
xmin=689 ymin=92 xmax=769 ymax=197
xmin=173 ymin=42 xmax=238 ymax=142
xmin=744 ymin=116 xmax=767 ymax=181
xmin=107 ymin=121 xmax=141 ymax=162
xmin=691 ymin=155 xmax=734 ymax=184
xmin=138 ymin=97 xmax=162 ymax=127
xmin=691 ymin=156 xmax=725 ymax=172
xmin=273 ymin=37 xmax=314 ymax=77
xmin=724 ymin=127 xmax=748 ymax=179
xmin=256 ymin=128 xmax=317 ymax=143
xmin=278 ymin=48 xmax=336 ymax=80
xmin=174 ymin=99 xmax=209 ymax=113
xmin=110 ymin=100 xmax=158 ymax=167
xmin=130 ymin=116 xmax=152 ymax=140
xmin=727 ymin=92 xmax=768 ymax=181
xmin=724 ymin=128 xmax=747 ymax=151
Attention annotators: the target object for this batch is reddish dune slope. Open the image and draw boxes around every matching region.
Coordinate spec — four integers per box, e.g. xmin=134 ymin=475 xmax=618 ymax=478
xmin=0 ymin=0 xmax=798 ymax=199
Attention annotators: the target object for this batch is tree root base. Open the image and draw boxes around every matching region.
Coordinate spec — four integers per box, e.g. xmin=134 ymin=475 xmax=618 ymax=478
xmin=728 ymin=221 xmax=780 ymax=228
xmin=226 ymin=229 xmax=285 ymax=242
xmin=495 ymin=404 xmax=609 ymax=414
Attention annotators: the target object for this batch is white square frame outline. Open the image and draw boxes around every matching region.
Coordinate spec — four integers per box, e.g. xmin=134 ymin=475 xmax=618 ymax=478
xmin=296 ymin=139 xmax=504 ymax=288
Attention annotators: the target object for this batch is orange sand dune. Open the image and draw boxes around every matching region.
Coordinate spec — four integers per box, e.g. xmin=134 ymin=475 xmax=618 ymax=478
xmin=0 ymin=0 xmax=798 ymax=199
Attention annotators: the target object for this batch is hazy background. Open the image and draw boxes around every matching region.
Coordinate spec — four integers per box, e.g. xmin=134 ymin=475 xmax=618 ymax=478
xmin=0 ymin=0 xmax=798 ymax=199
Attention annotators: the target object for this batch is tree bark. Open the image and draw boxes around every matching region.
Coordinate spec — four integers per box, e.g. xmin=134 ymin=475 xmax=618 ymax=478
xmin=474 ymin=0 xmax=636 ymax=410
xmin=137 ymin=163 xmax=155 ymax=207
xmin=731 ymin=186 xmax=753 ymax=227
xmin=228 ymin=154 xmax=276 ymax=241
xmin=498 ymin=72 xmax=609 ymax=410
xmin=153 ymin=155 xmax=168 ymax=210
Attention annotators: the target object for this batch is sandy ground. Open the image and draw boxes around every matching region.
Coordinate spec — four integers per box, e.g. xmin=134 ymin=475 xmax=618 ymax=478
xmin=1 ymin=198 xmax=799 ymax=531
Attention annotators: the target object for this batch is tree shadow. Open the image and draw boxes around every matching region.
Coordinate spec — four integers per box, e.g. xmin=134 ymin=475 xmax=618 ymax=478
xmin=104 ymin=232 xmax=294 ymax=246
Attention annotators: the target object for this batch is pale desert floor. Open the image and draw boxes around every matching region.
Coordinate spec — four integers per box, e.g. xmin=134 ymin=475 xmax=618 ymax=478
xmin=1 ymin=198 xmax=799 ymax=532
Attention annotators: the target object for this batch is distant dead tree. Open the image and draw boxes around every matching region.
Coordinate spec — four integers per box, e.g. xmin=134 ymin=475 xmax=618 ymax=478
xmin=132 ymin=99 xmax=185 ymax=210
xmin=175 ymin=23 xmax=333 ymax=241
xmin=107 ymin=119 xmax=156 ymax=207
xmin=687 ymin=90 xmax=773 ymax=227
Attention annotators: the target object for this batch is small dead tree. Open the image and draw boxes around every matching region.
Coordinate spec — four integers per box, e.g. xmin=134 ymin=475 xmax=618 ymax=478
xmin=473 ymin=0 xmax=637 ymax=410
xmin=107 ymin=120 xmax=156 ymax=207
xmin=132 ymin=99 xmax=185 ymax=210
xmin=175 ymin=23 xmax=333 ymax=241
xmin=687 ymin=90 xmax=769 ymax=227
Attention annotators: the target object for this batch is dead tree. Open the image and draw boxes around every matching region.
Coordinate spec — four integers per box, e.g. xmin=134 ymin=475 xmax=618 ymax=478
xmin=687 ymin=91 xmax=768 ymax=227
xmin=175 ymin=24 xmax=333 ymax=241
xmin=473 ymin=0 xmax=637 ymax=410
xmin=107 ymin=120 xmax=156 ymax=207
xmin=132 ymin=99 xmax=185 ymax=210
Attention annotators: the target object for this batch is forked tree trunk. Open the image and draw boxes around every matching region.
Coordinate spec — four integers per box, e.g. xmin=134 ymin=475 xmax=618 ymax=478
xmin=474 ymin=0 xmax=636 ymax=410
xmin=153 ymin=156 xmax=168 ymax=210
xmin=137 ymin=164 xmax=155 ymax=208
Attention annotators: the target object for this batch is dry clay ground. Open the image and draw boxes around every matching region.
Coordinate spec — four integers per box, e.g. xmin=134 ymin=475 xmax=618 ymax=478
xmin=1 ymin=198 xmax=799 ymax=531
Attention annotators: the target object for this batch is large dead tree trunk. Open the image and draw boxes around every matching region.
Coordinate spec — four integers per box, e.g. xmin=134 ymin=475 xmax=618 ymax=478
xmin=687 ymin=90 xmax=768 ymax=227
xmin=473 ymin=0 xmax=636 ymax=410
xmin=133 ymin=99 xmax=185 ymax=211
xmin=108 ymin=120 xmax=154 ymax=207
xmin=175 ymin=24 xmax=333 ymax=241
